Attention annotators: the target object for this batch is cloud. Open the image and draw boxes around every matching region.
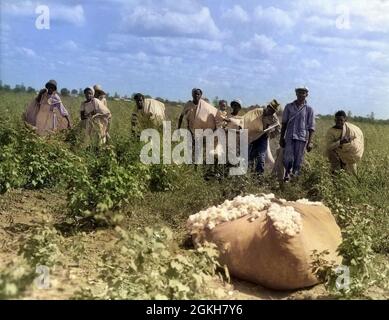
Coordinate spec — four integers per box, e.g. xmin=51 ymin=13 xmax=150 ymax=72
xmin=293 ymin=0 xmax=389 ymax=33
xmin=17 ymin=47 xmax=36 ymax=57
xmin=302 ymin=59 xmax=321 ymax=69
xmin=304 ymin=15 xmax=335 ymax=30
xmin=367 ymin=51 xmax=389 ymax=67
xmin=254 ymin=6 xmax=295 ymax=30
xmin=222 ymin=5 xmax=249 ymax=23
xmin=240 ymin=34 xmax=277 ymax=54
xmin=51 ymin=4 xmax=85 ymax=26
xmin=60 ymin=40 xmax=79 ymax=51
xmin=122 ymin=6 xmax=221 ymax=38
xmin=301 ymin=34 xmax=389 ymax=51
xmin=2 ymin=1 xmax=85 ymax=26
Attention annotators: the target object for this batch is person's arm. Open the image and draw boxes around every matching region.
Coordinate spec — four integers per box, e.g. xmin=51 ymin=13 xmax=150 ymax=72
xmin=36 ymin=88 xmax=47 ymax=102
xmin=306 ymin=107 xmax=316 ymax=152
xmin=307 ymin=130 xmax=314 ymax=152
xmin=279 ymin=123 xmax=287 ymax=147
xmin=64 ymin=115 xmax=72 ymax=128
xmin=279 ymin=105 xmax=289 ymax=148
xmin=178 ymin=113 xmax=184 ymax=129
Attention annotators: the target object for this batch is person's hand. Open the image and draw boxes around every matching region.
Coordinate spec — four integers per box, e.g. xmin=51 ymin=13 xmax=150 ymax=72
xmin=280 ymin=137 xmax=286 ymax=148
xmin=306 ymin=142 xmax=313 ymax=152
xmin=340 ymin=137 xmax=351 ymax=144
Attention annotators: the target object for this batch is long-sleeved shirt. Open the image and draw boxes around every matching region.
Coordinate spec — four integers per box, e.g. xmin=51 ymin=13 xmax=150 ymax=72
xmin=282 ymin=101 xmax=315 ymax=142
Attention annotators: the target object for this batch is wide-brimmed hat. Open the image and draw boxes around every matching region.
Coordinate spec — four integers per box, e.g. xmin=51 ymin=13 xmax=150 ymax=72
xmin=45 ymin=79 xmax=57 ymax=91
xmin=295 ymin=86 xmax=309 ymax=93
xmin=93 ymin=84 xmax=106 ymax=95
xmin=267 ymin=99 xmax=281 ymax=111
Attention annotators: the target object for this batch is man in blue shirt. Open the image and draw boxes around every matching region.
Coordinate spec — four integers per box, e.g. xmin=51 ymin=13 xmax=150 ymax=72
xmin=279 ymin=87 xmax=315 ymax=182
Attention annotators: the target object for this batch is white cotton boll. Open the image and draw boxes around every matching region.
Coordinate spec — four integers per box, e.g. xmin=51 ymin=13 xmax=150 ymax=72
xmin=296 ymin=198 xmax=323 ymax=206
xmin=206 ymin=222 xmax=216 ymax=230
xmin=187 ymin=194 xmax=282 ymax=237
xmin=266 ymin=203 xmax=302 ymax=237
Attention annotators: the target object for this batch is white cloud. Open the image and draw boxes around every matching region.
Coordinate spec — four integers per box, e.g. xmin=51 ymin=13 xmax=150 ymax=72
xmin=293 ymin=0 xmax=389 ymax=33
xmin=254 ymin=6 xmax=295 ymax=30
xmin=302 ymin=59 xmax=321 ymax=69
xmin=122 ymin=6 xmax=221 ymax=38
xmin=52 ymin=4 xmax=85 ymax=26
xmin=60 ymin=40 xmax=79 ymax=51
xmin=2 ymin=1 xmax=85 ymax=26
xmin=241 ymin=34 xmax=277 ymax=54
xmin=301 ymin=34 xmax=389 ymax=51
xmin=222 ymin=5 xmax=249 ymax=23
xmin=367 ymin=51 xmax=389 ymax=67
xmin=305 ymin=16 xmax=335 ymax=30
xmin=17 ymin=47 xmax=36 ymax=57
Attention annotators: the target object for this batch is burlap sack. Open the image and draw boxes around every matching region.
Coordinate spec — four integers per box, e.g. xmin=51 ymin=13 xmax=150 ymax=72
xmin=144 ymin=98 xmax=166 ymax=122
xmin=23 ymin=100 xmax=40 ymax=126
xmin=243 ymin=108 xmax=264 ymax=144
xmin=338 ymin=123 xmax=364 ymax=163
xmin=203 ymin=202 xmax=342 ymax=290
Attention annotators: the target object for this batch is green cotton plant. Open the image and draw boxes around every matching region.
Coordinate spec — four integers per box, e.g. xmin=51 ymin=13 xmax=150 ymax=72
xmin=74 ymin=226 xmax=227 ymax=300
xmin=67 ymin=146 xmax=150 ymax=224
xmin=19 ymin=224 xmax=64 ymax=268
xmin=0 ymin=258 xmax=35 ymax=299
xmin=0 ymin=117 xmax=84 ymax=192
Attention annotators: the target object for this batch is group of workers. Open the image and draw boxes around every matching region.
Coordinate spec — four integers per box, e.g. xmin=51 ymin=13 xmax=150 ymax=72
xmin=23 ymin=80 xmax=364 ymax=181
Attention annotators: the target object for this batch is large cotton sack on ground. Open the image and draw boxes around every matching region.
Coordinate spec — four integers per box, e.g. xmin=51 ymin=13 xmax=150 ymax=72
xmin=202 ymin=201 xmax=342 ymax=290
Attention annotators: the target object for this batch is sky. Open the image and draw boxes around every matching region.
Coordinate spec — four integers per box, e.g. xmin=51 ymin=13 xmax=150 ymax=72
xmin=1 ymin=0 xmax=389 ymax=118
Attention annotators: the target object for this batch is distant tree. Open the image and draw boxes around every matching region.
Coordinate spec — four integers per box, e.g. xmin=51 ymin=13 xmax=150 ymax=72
xmin=369 ymin=112 xmax=375 ymax=120
xmin=347 ymin=110 xmax=352 ymax=118
xmin=78 ymin=88 xmax=84 ymax=96
xmin=71 ymin=89 xmax=78 ymax=95
xmin=212 ymin=96 xmax=219 ymax=107
xmin=27 ymin=86 xmax=36 ymax=93
xmin=60 ymin=88 xmax=70 ymax=96
xmin=114 ymin=92 xmax=120 ymax=99
xmin=3 ymin=84 xmax=11 ymax=91
xmin=14 ymin=84 xmax=25 ymax=93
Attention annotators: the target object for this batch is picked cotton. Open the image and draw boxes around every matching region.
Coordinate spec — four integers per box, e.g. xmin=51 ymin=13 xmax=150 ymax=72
xmin=266 ymin=203 xmax=302 ymax=237
xmin=296 ymin=199 xmax=323 ymax=206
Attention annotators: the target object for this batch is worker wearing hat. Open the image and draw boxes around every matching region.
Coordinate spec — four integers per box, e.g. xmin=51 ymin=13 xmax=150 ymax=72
xmin=248 ymin=99 xmax=281 ymax=174
xmin=279 ymin=86 xmax=315 ymax=182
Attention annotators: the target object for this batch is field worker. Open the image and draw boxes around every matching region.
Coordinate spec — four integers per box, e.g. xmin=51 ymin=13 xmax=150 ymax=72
xmin=93 ymin=84 xmax=108 ymax=107
xmin=178 ymin=88 xmax=223 ymax=132
xmin=131 ymin=93 xmax=166 ymax=138
xmin=224 ymin=100 xmax=243 ymax=129
xmin=279 ymin=86 xmax=315 ymax=182
xmin=80 ymin=87 xmax=111 ymax=145
xmin=224 ymin=100 xmax=244 ymax=163
xmin=247 ymin=99 xmax=281 ymax=174
xmin=93 ymin=84 xmax=111 ymax=141
xmin=218 ymin=100 xmax=228 ymax=119
xmin=23 ymin=79 xmax=71 ymax=136
xmin=178 ymin=88 xmax=224 ymax=166
xmin=325 ymin=110 xmax=364 ymax=175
